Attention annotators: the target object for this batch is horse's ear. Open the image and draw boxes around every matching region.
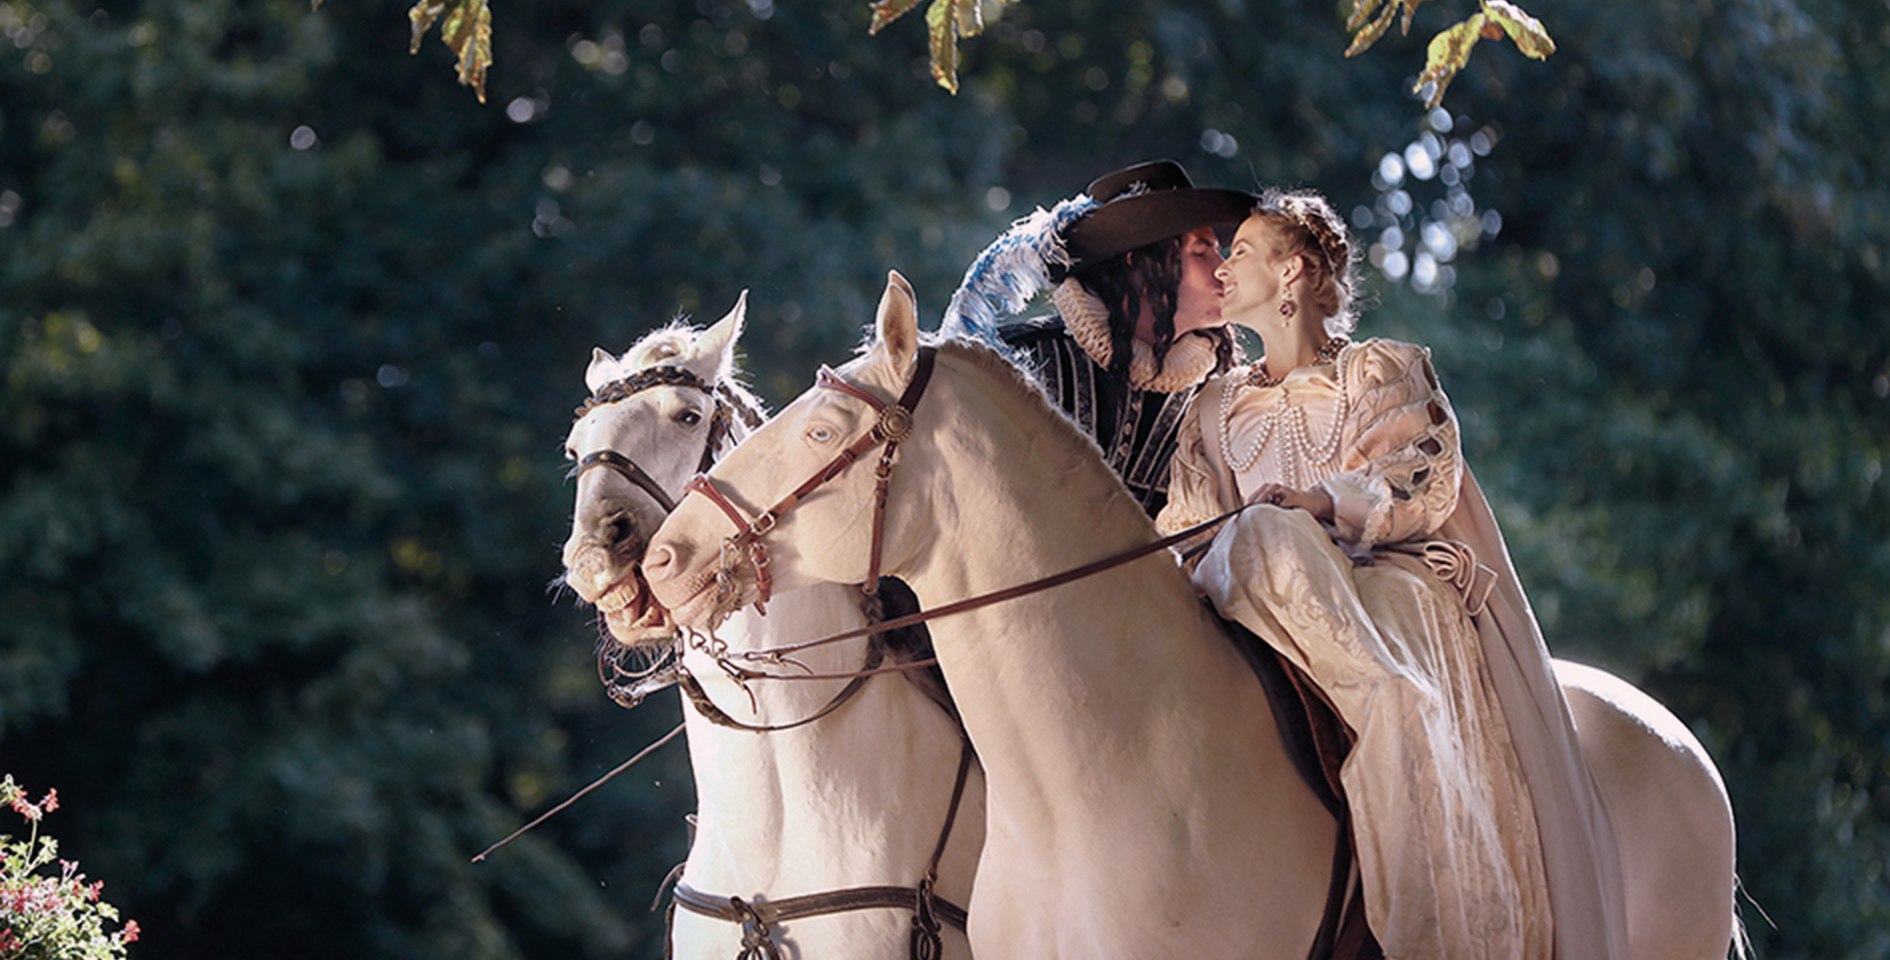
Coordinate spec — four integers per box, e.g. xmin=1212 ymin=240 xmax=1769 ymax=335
xmin=874 ymin=270 xmax=918 ymax=373
xmin=694 ymin=290 xmax=747 ymax=382
xmin=585 ymin=347 xmax=618 ymax=393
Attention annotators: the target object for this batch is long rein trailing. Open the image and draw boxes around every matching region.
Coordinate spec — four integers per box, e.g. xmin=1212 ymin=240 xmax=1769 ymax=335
xmin=475 ymin=367 xmax=765 ymax=864
xmin=471 ymin=506 xmax=1253 ymax=863
xmin=471 ymin=720 xmax=687 ymax=863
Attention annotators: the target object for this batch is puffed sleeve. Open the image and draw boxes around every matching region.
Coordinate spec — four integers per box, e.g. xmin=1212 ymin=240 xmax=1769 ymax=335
xmin=1156 ymin=380 xmax=1237 ymax=535
xmin=1318 ymin=340 xmax=1462 ymax=548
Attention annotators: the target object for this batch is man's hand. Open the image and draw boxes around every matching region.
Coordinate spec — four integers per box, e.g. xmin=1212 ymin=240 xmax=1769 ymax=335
xmin=1247 ymin=482 xmax=1335 ymax=523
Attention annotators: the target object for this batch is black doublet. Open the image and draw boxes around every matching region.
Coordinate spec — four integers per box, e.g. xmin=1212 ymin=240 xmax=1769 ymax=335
xmin=997 ymin=315 xmax=1202 ymax=518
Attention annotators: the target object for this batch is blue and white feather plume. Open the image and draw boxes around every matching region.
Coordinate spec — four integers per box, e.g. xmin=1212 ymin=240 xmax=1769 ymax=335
xmin=940 ymin=194 xmax=1100 ymax=343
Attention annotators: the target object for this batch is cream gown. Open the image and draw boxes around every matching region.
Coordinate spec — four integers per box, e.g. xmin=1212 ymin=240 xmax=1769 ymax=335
xmin=1158 ymin=338 xmax=1629 ymax=960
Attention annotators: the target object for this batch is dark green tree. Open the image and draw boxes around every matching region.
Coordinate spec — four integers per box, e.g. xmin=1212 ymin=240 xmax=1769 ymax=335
xmin=2 ymin=0 xmax=1885 ymax=957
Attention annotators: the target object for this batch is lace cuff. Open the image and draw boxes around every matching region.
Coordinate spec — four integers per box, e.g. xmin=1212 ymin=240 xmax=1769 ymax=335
xmin=1321 ymin=471 xmax=1394 ymax=545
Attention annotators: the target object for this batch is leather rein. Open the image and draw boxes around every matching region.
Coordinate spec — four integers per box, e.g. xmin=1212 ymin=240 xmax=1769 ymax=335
xmin=574 ymin=365 xmax=760 ymax=709
xmin=578 ymin=353 xmax=972 ymax=959
xmin=673 ymin=344 xmax=1268 ymax=688
xmin=682 ymin=347 xmax=937 ymax=617
xmin=574 ymin=361 xmax=911 ymax=727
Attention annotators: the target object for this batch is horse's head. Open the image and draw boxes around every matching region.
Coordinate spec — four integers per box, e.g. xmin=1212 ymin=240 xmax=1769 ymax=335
xmin=561 ymin=293 xmax=759 ymax=646
xmin=645 ymin=272 xmax=930 ymax=630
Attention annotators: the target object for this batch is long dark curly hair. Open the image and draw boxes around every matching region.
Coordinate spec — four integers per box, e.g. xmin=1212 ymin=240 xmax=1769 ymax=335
xmin=1071 ymin=235 xmax=1234 ymax=381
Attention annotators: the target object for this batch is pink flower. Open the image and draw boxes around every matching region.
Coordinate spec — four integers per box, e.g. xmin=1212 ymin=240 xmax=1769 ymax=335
xmin=38 ymin=790 xmax=57 ymax=814
xmin=120 ymin=919 xmax=141 ymax=943
xmin=0 ymin=926 xmax=19 ymax=951
xmin=6 ymin=795 xmax=36 ymax=821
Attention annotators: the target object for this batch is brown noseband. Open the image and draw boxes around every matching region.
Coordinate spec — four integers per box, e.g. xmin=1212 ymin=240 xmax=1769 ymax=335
xmin=683 ymin=346 xmax=938 ymax=614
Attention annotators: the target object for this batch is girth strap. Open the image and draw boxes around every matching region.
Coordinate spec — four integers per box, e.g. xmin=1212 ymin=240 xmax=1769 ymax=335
xmin=665 ymin=737 xmax=976 ymax=960
xmin=671 ymin=882 xmax=970 ymax=933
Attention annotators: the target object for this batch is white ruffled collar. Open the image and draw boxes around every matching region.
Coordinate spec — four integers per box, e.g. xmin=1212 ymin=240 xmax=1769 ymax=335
xmin=1052 ymin=280 xmax=1219 ymax=393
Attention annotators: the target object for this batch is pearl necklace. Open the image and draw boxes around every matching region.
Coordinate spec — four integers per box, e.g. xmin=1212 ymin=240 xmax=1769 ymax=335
xmin=1220 ymin=338 xmax=1350 ymax=478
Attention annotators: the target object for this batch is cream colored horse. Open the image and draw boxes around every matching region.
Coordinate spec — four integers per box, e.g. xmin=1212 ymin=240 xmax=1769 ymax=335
xmin=645 ymin=273 xmax=1740 ymax=960
xmin=560 ymin=295 xmax=982 ymax=960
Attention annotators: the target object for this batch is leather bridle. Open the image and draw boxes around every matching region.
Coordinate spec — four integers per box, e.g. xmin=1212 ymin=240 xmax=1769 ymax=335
xmin=579 ymin=349 xmax=971 ymax=960
xmin=572 ymin=365 xmax=763 ymax=709
xmin=681 ymin=346 xmax=939 ymax=617
xmin=570 ymin=365 xmax=761 ymax=512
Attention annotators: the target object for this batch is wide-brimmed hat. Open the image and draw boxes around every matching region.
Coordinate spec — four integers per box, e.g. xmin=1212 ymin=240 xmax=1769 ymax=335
xmin=939 ymin=159 xmax=1254 ymax=341
xmin=1060 ymin=160 xmax=1258 ymax=273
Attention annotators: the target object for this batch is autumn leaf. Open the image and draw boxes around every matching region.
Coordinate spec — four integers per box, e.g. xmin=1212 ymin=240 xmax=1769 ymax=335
xmin=1345 ymin=0 xmax=1404 ymax=57
xmin=869 ymin=0 xmax=1014 ymax=94
xmin=867 ymin=0 xmax=922 ymax=35
xmin=1345 ymin=0 xmax=1384 ymax=34
xmin=923 ymin=0 xmax=961 ymax=93
xmin=409 ymin=0 xmax=493 ymax=103
xmin=955 ymin=0 xmax=986 ymax=37
xmin=1482 ymin=0 xmax=1556 ymax=59
xmin=1413 ymin=12 xmax=1486 ymax=106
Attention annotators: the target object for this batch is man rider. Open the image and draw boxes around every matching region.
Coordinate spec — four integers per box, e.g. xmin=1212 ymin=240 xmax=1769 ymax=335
xmin=942 ymin=160 xmax=1256 ymax=515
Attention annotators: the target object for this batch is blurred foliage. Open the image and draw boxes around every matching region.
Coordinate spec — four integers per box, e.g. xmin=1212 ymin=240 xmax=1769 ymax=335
xmin=0 ymin=0 xmax=1885 ymax=957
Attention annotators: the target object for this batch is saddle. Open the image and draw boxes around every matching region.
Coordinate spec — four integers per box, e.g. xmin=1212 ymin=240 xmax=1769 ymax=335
xmin=890 ymin=579 xmax=1380 ymax=959
xmin=1219 ymin=613 xmax=1384 ymax=960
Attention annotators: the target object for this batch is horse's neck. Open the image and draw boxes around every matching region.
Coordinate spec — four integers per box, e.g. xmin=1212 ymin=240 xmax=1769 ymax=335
xmin=678 ymin=581 xmax=973 ymax=894
xmin=680 ymin=580 xmax=875 ymax=729
xmin=902 ymin=362 xmax=1284 ymax=822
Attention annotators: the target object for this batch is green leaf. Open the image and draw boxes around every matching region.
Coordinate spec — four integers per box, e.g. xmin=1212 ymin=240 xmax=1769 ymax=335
xmin=1413 ymin=12 xmax=1486 ymax=106
xmin=1482 ymin=0 xmax=1556 ymax=59
xmin=408 ymin=0 xmax=493 ymax=103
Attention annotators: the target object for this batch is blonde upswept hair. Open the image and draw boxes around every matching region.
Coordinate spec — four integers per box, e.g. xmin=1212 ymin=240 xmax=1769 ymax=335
xmin=1253 ymin=187 xmax=1361 ymax=337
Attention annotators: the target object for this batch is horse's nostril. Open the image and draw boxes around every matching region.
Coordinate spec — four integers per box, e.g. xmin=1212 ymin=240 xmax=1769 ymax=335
xmin=604 ymin=511 xmax=635 ymax=547
xmin=644 ymin=543 xmax=678 ymax=581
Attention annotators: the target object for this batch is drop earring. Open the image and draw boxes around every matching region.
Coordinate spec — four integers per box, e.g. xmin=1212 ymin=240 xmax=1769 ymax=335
xmin=1279 ymin=297 xmax=1297 ymax=322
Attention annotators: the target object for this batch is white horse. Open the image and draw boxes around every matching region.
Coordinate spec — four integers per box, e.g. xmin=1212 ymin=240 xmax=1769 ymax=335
xmin=559 ymin=294 xmax=983 ymax=960
xmin=644 ymin=273 xmax=1740 ymax=960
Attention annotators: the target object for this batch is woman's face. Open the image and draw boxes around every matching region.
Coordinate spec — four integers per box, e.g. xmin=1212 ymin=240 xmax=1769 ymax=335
xmin=1214 ymin=216 xmax=1290 ymax=330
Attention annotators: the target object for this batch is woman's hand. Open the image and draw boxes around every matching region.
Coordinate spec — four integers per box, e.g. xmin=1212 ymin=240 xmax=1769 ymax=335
xmin=1247 ymin=482 xmax=1335 ymax=523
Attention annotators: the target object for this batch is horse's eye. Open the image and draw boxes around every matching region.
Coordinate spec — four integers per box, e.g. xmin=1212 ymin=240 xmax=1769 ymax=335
xmin=674 ymin=408 xmax=702 ymax=427
xmin=806 ymin=425 xmax=836 ymax=444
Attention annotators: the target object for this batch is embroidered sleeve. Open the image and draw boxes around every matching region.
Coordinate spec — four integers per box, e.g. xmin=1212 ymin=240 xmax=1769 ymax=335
xmin=1156 ymin=390 xmax=1232 ymax=535
xmin=1318 ymin=340 xmax=1462 ymax=548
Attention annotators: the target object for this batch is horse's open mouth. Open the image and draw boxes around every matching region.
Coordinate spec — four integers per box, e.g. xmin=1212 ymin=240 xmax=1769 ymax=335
xmin=657 ymin=561 xmax=744 ymax=630
xmin=598 ymin=568 xmax=673 ymax=643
